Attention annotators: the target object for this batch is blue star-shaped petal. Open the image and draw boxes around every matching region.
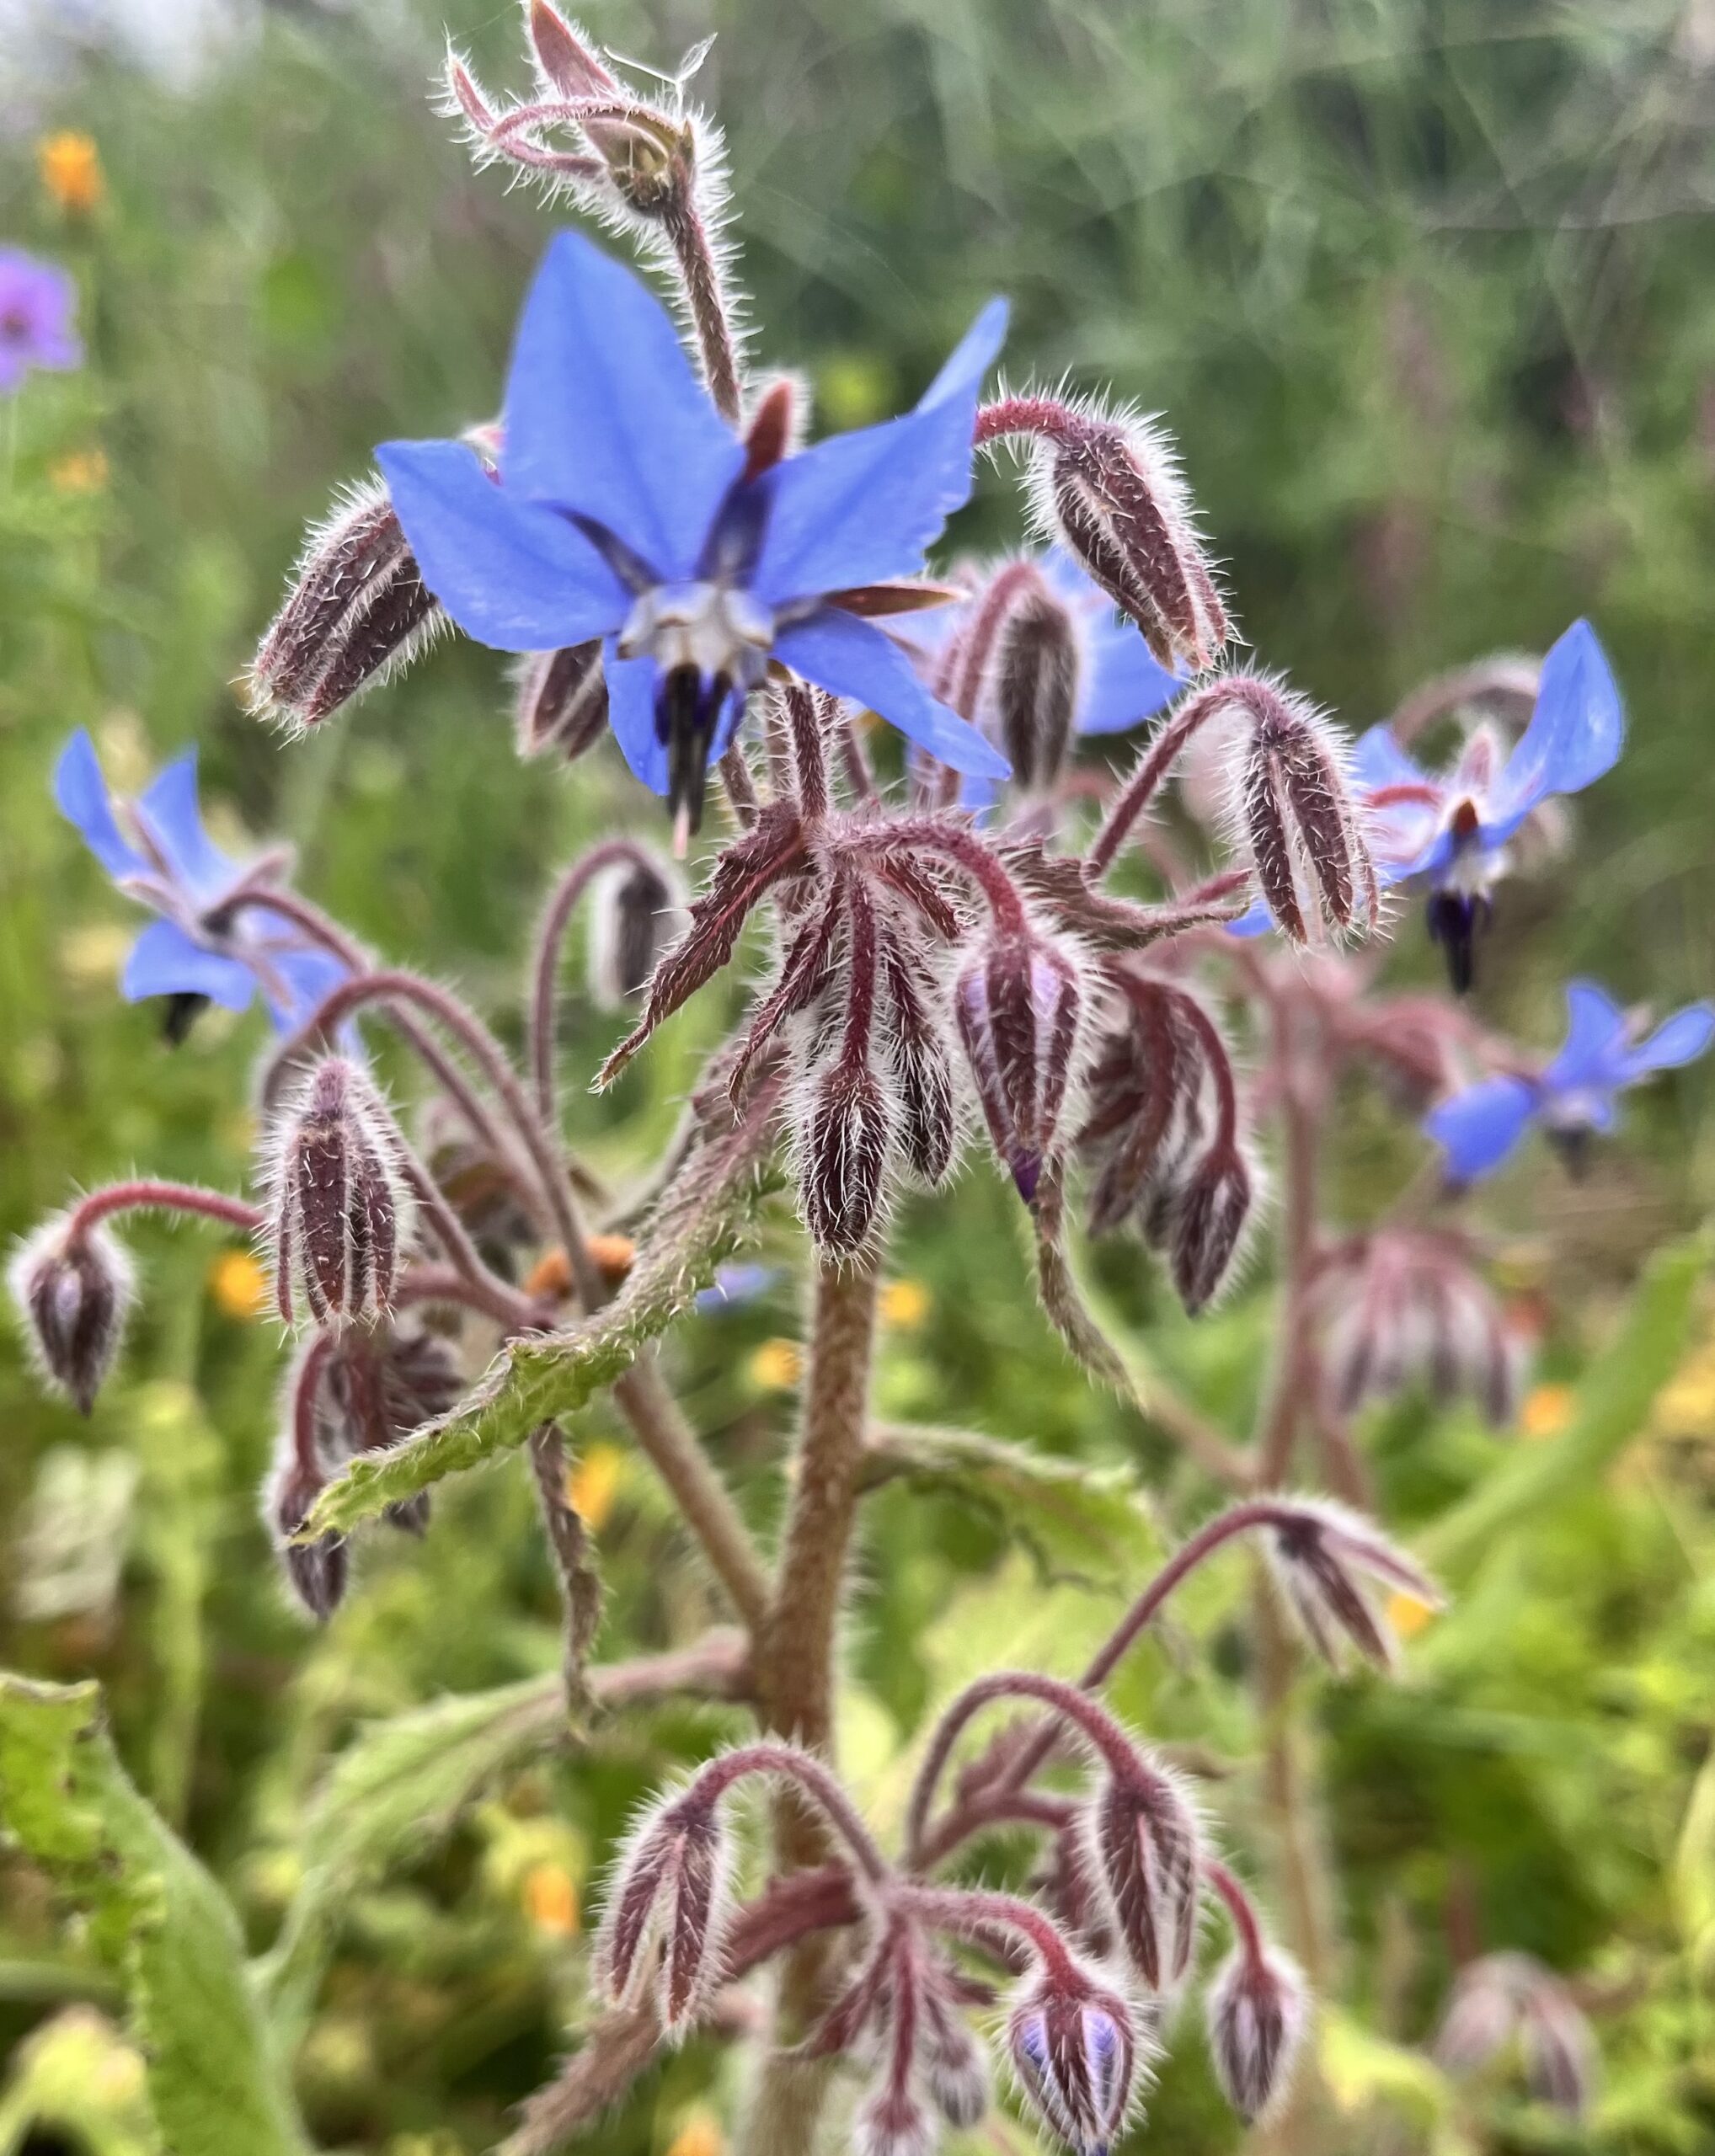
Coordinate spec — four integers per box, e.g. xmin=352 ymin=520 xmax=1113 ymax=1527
xmin=1424 ymin=979 xmax=1713 ymax=1182
xmin=53 ymin=729 xmax=348 ymax=1036
xmin=377 ymin=231 xmax=1011 ymax=845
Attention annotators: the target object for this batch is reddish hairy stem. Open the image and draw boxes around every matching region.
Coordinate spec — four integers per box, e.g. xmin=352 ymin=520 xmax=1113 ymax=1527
xmin=1087 ymin=679 xmax=1250 ymax=882
xmin=689 ymin=1742 xmax=892 ymax=1886
xmin=67 ymin=1182 xmax=261 ymax=1241
xmin=895 ymin=1883 xmax=1078 ymax=1981
xmin=974 ymin=395 xmax=1092 ymax=451
xmin=289 ymin=1334 xmax=337 ymax=1480
xmin=529 ymin=838 xmax=659 ymax=1121
xmin=840 ymin=819 xmax=1026 ymax=931
xmin=1205 ymin=1858 xmax=1268 ymax=1966
xmin=905 ymin=1671 xmax=1142 ymax=1864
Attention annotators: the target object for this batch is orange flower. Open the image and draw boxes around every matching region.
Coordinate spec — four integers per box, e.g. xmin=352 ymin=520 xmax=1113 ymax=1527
xmin=208 ymin=1248 xmax=269 ymax=1321
xmin=1520 ymin=1382 xmax=1575 ymax=1443
xmin=521 ymin=1860 xmax=580 ymax=1936
xmin=523 ymin=1234 xmax=635 ymax=1301
xmin=880 ymin=1278 xmax=931 ymax=1329
xmin=749 ymin=1338 xmax=803 ymax=1390
xmin=567 ymin=1443 xmax=625 ymax=1530
xmin=665 ymin=2111 xmax=724 ymax=2156
xmin=39 ymin=131 xmax=104 ymax=214
xmin=1386 ymin=1590 xmax=1435 ymax=1641
xmin=50 ymin=449 xmax=109 ymax=494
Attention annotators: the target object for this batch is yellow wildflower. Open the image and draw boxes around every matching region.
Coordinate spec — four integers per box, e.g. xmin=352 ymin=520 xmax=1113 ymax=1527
xmin=1520 ymin=1382 xmax=1575 ymax=1443
xmin=521 ymin=1860 xmax=580 ymax=1937
xmin=1386 ymin=1590 xmax=1435 ymax=1641
xmin=567 ymin=1442 xmax=625 ymax=1530
xmin=39 ymin=131 xmax=104 ymax=214
xmin=208 ymin=1248 xmax=269 ymax=1321
xmin=665 ymin=2111 xmax=724 ymax=2156
xmin=880 ymin=1278 xmax=931 ymax=1329
xmin=749 ymin=1338 xmax=803 ymax=1390
xmin=50 ymin=448 xmax=110 ymax=494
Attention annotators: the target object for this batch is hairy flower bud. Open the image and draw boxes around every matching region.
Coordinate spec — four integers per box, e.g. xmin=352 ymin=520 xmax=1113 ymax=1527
xmin=955 ymin=928 xmax=1085 ymax=1203
xmin=266 ymin=1058 xmax=414 ymax=1329
xmin=995 ymin=584 xmax=1080 ymax=790
xmin=514 ymin=639 xmax=610 ymax=761
xmin=1038 ymin=414 xmax=1226 ymax=670
xmin=1435 ymin=1952 xmax=1596 ymax=2118
xmin=248 ymin=479 xmax=443 ymax=733
xmin=1205 ymin=1943 xmax=1309 ymax=2124
xmin=587 ymin=851 xmax=685 ymax=1010
xmin=8 ymin=1215 xmax=136 ymax=1416
xmin=1087 ymin=1761 xmax=1203 ymax=1990
xmin=266 ymin=1449 xmax=347 ymax=1622
xmin=1227 ymin=676 xmax=1373 ymax=943
xmin=922 ymin=1989 xmax=992 ymax=2128
xmin=855 ymin=2088 xmax=936 ymax=2156
xmin=879 ymin=926 xmax=958 ymax=1187
xmin=1167 ymin=1142 xmax=1254 ymax=1314
xmin=1266 ymin=1500 xmax=1443 ymax=1673
xmin=799 ymin=1057 xmax=895 ymax=1257
xmin=1007 ymin=1964 xmax=1142 ymax=2156
xmin=1520 ymin=1987 xmax=1598 ymax=2116
xmin=595 ymin=1791 xmax=732 ymax=2031
xmin=1312 ymin=1230 xmax=1523 ymax=1428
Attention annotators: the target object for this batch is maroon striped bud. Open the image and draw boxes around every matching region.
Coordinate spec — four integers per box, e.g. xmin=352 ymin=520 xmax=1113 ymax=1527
xmin=955 ymin=929 xmax=1086 ymax=1203
xmin=1168 ymin=1142 xmax=1253 ymax=1314
xmin=595 ymin=1790 xmax=733 ymax=2031
xmin=265 ymin=1058 xmax=414 ymax=1330
xmin=8 ymin=1215 xmax=135 ymax=1416
xmin=1087 ymin=1761 xmax=1203 ymax=1991
xmin=1266 ymin=1500 xmax=1443 ymax=1673
xmin=1435 ymin=1953 xmax=1596 ymax=2119
xmin=879 ymin=926 xmax=958 ymax=1187
xmin=1520 ymin=1986 xmax=1598 ymax=2117
xmin=267 ymin=1451 xmax=347 ymax=1622
xmin=514 ymin=639 xmax=609 ymax=761
xmin=1007 ymin=1963 xmax=1142 ymax=2156
xmin=248 ymin=479 xmax=443 ymax=733
xmin=588 ymin=852 xmax=686 ymax=1009
xmin=799 ymin=1057 xmax=895 ymax=1257
xmin=1226 ymin=677 xmax=1374 ymax=943
xmin=1205 ymin=1943 xmax=1308 ymax=2124
xmin=320 ymin=1326 xmax=462 ymax=1472
xmin=1312 ymin=1230 xmax=1523 ymax=1428
xmin=994 ymin=583 xmax=1080 ymax=789
xmin=1038 ymin=414 xmax=1226 ymax=670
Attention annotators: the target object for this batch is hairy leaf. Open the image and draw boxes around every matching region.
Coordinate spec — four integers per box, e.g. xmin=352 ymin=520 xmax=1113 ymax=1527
xmin=302 ymin=1098 xmax=781 ymax=1536
xmin=0 ymin=1676 xmax=308 ymax=2156
xmin=1418 ymin=1230 xmax=1707 ymax=1575
xmin=257 ymin=1673 xmax=570 ymax=2041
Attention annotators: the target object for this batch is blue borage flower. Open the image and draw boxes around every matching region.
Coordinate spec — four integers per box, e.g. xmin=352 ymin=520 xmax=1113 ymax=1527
xmin=377 ymin=232 xmax=1011 ymax=847
xmin=0 ymin=248 xmax=82 ymax=394
xmin=1424 ymin=979 xmax=1713 ymax=1182
xmin=1352 ymin=620 xmax=1622 ymax=990
xmin=53 ymin=729 xmax=347 ymax=1037
xmin=1227 ymin=621 xmax=1621 ymax=973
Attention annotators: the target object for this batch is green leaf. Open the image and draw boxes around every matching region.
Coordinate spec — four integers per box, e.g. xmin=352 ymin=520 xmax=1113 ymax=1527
xmin=1418 ymin=1230 xmax=1708 ymax=1577
xmin=863 ymin=1422 xmax=1164 ymax=1585
xmin=0 ymin=1676 xmax=308 ymax=2156
xmin=302 ymin=1105 xmax=779 ymax=1538
xmin=256 ymin=1673 xmax=570 ymax=2045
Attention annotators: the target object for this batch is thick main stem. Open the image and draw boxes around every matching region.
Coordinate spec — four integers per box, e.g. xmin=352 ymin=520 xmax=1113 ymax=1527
xmin=748 ymin=1251 xmax=883 ymax=2150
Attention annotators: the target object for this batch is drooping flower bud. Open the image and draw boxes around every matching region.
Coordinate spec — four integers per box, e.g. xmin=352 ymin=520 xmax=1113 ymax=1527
xmin=1035 ymin=412 xmax=1226 ymax=671
xmin=1435 ymin=1952 xmax=1596 ymax=2119
xmin=1205 ymin=1942 xmax=1309 ymax=2124
xmin=1312 ymin=1230 xmax=1523 ymax=1428
xmin=248 ymin=479 xmax=444 ymax=734
xmin=921 ymin=1985 xmax=992 ymax=2128
xmin=1167 ymin=1142 xmax=1254 ymax=1314
xmin=1087 ymin=1760 xmax=1204 ymax=1991
xmin=265 ymin=1058 xmax=414 ymax=1330
xmin=8 ymin=1214 xmax=136 ymax=1416
xmin=1520 ymin=1985 xmax=1598 ymax=2117
xmin=587 ymin=851 xmax=686 ymax=1010
xmin=955 ymin=927 xmax=1086 ymax=1203
xmin=1226 ymin=675 xmax=1374 ymax=943
xmin=1266 ymin=1500 xmax=1443 ymax=1673
xmin=798 ymin=1057 xmax=895 ymax=1257
xmin=514 ymin=639 xmax=610 ymax=761
xmin=879 ymin=924 xmax=958 ymax=1187
xmin=595 ymin=1790 xmax=733 ymax=2031
xmin=265 ymin=1442 xmax=347 ymax=1622
xmin=855 ymin=2088 xmax=936 ymax=2156
xmin=1007 ymin=1963 xmax=1142 ymax=2156
xmin=993 ymin=581 xmax=1080 ymax=791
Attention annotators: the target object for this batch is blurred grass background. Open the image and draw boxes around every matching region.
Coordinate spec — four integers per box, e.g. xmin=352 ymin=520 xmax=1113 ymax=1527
xmin=2 ymin=2 xmax=1714 ymax=2151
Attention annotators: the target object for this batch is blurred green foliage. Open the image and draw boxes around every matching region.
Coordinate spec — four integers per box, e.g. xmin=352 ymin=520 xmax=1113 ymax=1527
xmin=2 ymin=2 xmax=1713 ymax=2151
